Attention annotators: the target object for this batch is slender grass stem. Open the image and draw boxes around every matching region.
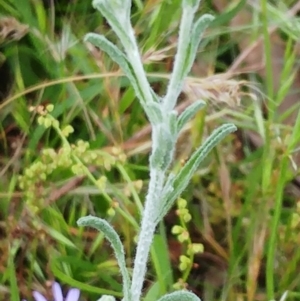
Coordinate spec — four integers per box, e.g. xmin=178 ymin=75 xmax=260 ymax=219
xmin=266 ymin=156 xmax=289 ymax=300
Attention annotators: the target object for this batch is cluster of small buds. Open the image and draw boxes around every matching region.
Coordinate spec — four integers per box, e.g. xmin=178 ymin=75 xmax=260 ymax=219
xmin=172 ymin=198 xmax=204 ymax=287
xmin=176 ymin=198 xmax=192 ymax=223
xmin=29 ymin=104 xmax=60 ymax=129
xmin=19 ymin=105 xmax=127 ymax=212
xmin=178 ymin=255 xmax=191 ymax=271
xmin=29 ymin=104 xmax=54 ymax=115
xmin=172 ymin=225 xmax=190 ymax=243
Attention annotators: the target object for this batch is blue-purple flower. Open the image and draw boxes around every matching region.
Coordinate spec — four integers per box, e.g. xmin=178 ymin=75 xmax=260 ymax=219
xmin=26 ymin=282 xmax=80 ymax=301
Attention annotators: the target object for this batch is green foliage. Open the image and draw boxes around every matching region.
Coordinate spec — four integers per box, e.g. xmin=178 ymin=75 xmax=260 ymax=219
xmin=0 ymin=0 xmax=300 ymax=301
xmin=77 ymin=215 xmax=131 ymax=301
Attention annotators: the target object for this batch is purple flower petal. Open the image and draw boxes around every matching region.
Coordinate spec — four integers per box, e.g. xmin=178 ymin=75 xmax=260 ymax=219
xmin=65 ymin=288 xmax=80 ymax=301
xmin=33 ymin=291 xmax=48 ymax=301
xmin=52 ymin=282 xmax=63 ymax=301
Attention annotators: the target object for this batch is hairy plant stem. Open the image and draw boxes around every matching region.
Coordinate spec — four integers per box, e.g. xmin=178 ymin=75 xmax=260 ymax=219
xmin=125 ymin=32 xmax=154 ymax=107
xmin=130 ymin=168 xmax=165 ymax=301
xmin=82 ymin=3 xmax=224 ymax=301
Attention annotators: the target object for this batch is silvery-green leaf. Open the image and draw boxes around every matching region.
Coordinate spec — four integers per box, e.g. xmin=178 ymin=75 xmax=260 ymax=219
xmin=156 ymin=123 xmax=237 ymax=222
xmin=157 ymin=290 xmax=201 ymax=301
xmin=96 ymin=296 xmax=116 ymax=301
xmin=94 ymin=0 xmax=131 ymax=20
xmin=163 ymin=172 xmax=175 ymax=194
xmin=92 ymin=0 xmax=132 ymax=47
xmin=182 ymin=0 xmax=201 ymax=10
xmin=163 ymin=4 xmax=203 ymax=111
xmin=163 ymin=8 xmax=193 ymax=110
xmin=85 ymin=33 xmax=147 ymax=108
xmin=77 ymin=216 xmax=131 ymax=301
xmin=177 ymin=100 xmax=206 ymax=133
xmin=146 ymin=102 xmax=163 ymax=124
xmin=183 ymin=14 xmax=214 ymax=76
xmin=169 ymin=111 xmax=178 ymax=137
xmin=150 ymin=125 xmax=175 ymax=171
xmin=85 ymin=33 xmax=133 ymax=82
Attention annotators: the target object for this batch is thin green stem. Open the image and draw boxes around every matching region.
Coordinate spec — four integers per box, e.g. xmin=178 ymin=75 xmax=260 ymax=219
xmin=261 ymin=0 xmax=274 ymax=109
xmin=266 ymin=155 xmax=289 ymax=300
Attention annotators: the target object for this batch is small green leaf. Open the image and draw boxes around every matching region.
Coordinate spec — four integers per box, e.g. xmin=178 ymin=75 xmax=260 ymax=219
xmin=184 ymin=14 xmax=214 ymax=75
xmin=157 ymin=290 xmax=201 ymax=301
xmin=77 ymin=216 xmax=131 ymax=301
xmin=177 ymin=100 xmax=206 ymax=133
xmin=157 ymin=123 xmax=237 ymax=222
xmin=85 ymin=33 xmax=146 ymax=107
xmin=85 ymin=33 xmax=133 ymax=82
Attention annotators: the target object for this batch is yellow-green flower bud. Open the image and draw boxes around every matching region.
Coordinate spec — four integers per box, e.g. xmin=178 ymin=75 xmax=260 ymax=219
xmin=52 ymin=119 xmax=60 ymax=128
xmin=46 ymin=104 xmax=54 ymax=112
xmin=107 ymin=207 xmax=116 ymax=217
xmin=178 ymin=230 xmax=189 ymax=242
xmin=37 ymin=116 xmax=45 ymax=126
xmin=134 ymin=180 xmax=143 ymax=192
xmin=177 ymin=198 xmax=187 ymax=209
xmin=171 ymin=225 xmax=183 ymax=235
xmin=191 ymin=243 xmax=204 ymax=254
xmin=62 ymin=125 xmax=74 ymax=137
xmin=183 ymin=212 xmax=192 ymax=223
xmin=43 ymin=116 xmax=53 ymax=128
xmin=179 ymin=255 xmax=190 ymax=271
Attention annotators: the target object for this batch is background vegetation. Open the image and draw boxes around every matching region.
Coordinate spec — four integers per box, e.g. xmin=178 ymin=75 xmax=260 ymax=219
xmin=1 ymin=0 xmax=300 ymax=300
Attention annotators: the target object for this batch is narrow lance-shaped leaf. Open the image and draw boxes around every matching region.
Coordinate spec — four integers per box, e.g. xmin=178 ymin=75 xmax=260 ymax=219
xmin=183 ymin=14 xmax=214 ymax=76
xmin=157 ymin=290 xmax=201 ymax=301
xmin=92 ymin=0 xmax=132 ymax=48
xmin=94 ymin=0 xmax=131 ymax=22
xmin=156 ymin=123 xmax=237 ymax=222
xmin=77 ymin=216 xmax=131 ymax=301
xmin=163 ymin=4 xmax=196 ymax=111
xmin=177 ymin=100 xmax=206 ymax=133
xmin=84 ymin=33 xmax=135 ymax=86
xmin=85 ymin=33 xmax=151 ymax=116
xmin=209 ymin=0 xmax=246 ymax=28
